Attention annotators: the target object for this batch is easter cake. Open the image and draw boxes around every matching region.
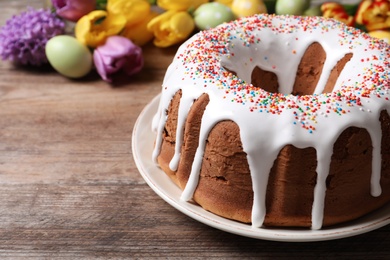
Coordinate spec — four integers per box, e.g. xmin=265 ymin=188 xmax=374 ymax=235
xmin=152 ymin=14 xmax=390 ymax=229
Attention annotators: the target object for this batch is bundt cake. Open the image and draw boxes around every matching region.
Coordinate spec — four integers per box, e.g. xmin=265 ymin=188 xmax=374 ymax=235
xmin=152 ymin=14 xmax=390 ymax=229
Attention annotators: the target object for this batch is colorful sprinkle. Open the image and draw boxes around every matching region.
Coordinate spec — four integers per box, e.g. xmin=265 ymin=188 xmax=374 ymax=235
xmin=172 ymin=14 xmax=389 ymax=133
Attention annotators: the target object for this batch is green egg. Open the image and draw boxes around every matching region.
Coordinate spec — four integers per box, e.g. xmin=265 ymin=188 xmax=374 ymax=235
xmin=304 ymin=5 xmax=322 ymax=16
xmin=194 ymin=2 xmax=235 ymax=30
xmin=46 ymin=35 xmax=92 ymax=78
xmin=275 ymin=0 xmax=311 ymax=15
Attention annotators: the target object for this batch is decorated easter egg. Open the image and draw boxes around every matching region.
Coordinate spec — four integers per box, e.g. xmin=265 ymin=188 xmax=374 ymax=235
xmin=275 ymin=0 xmax=311 ymax=15
xmin=46 ymin=35 xmax=92 ymax=78
xmin=231 ymin=0 xmax=267 ymax=18
xmin=194 ymin=2 xmax=235 ymax=30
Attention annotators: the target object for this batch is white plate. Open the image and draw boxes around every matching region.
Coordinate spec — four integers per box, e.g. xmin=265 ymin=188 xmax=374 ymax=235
xmin=132 ymin=94 xmax=390 ymax=242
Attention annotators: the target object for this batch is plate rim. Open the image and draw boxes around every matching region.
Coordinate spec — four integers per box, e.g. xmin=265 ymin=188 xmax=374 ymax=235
xmin=132 ymin=94 xmax=390 ymax=242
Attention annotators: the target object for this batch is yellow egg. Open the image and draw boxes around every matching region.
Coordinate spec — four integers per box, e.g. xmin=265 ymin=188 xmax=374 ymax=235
xmin=231 ymin=0 xmax=267 ymax=18
xmin=215 ymin=0 xmax=234 ymax=6
xmin=369 ymin=30 xmax=390 ymax=44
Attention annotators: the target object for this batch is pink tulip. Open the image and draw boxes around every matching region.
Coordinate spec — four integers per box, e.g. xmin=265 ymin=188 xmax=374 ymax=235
xmin=93 ymin=36 xmax=144 ymax=82
xmin=52 ymin=0 xmax=96 ymax=22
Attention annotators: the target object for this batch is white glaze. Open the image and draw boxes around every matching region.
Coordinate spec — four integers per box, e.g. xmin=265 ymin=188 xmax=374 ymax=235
xmin=152 ymin=15 xmax=390 ymax=229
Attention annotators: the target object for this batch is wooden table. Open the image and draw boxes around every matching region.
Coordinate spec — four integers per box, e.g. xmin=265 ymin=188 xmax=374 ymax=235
xmin=0 ymin=0 xmax=389 ymax=258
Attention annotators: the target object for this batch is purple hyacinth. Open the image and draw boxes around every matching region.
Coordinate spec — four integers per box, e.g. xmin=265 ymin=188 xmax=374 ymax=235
xmin=0 ymin=7 xmax=65 ymax=66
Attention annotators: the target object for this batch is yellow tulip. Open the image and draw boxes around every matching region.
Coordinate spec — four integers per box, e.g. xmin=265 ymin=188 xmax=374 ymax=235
xmin=107 ymin=0 xmax=151 ymax=27
xmin=75 ymin=10 xmax=126 ymax=47
xmin=147 ymin=10 xmax=195 ymax=47
xmin=321 ymin=3 xmax=354 ymax=27
xmin=355 ymin=0 xmax=390 ymax=32
xmin=157 ymin=0 xmax=209 ymax=11
xmin=369 ymin=30 xmax=390 ymax=44
xmin=121 ymin=11 xmax=159 ymax=46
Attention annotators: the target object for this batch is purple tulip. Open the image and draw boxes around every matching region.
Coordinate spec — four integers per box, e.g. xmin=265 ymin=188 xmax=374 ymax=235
xmin=93 ymin=36 xmax=144 ymax=82
xmin=52 ymin=0 xmax=96 ymax=22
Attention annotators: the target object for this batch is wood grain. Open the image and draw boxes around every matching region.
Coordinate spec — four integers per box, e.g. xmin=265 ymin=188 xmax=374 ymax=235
xmin=0 ymin=0 xmax=389 ymax=258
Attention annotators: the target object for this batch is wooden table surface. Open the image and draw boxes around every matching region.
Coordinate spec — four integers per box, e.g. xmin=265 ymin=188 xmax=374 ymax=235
xmin=0 ymin=0 xmax=389 ymax=258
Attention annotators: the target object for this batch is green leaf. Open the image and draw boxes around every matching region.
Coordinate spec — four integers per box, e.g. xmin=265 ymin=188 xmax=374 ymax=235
xmin=96 ymin=0 xmax=107 ymax=10
xmin=343 ymin=4 xmax=360 ymax=16
xmin=264 ymin=0 xmax=277 ymax=14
